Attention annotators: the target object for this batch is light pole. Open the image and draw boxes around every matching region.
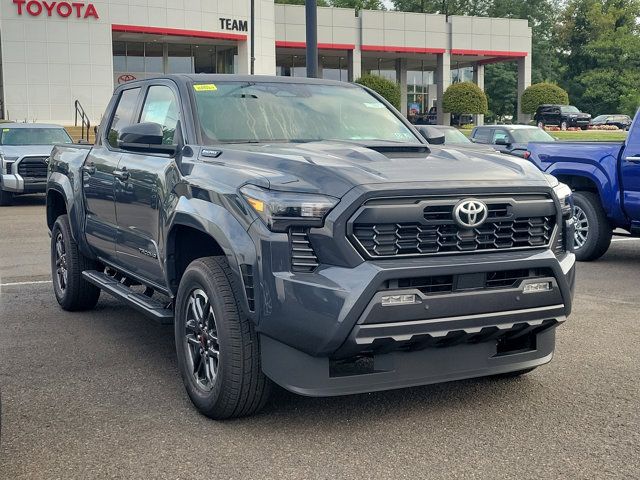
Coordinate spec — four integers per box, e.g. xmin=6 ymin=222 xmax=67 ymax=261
xmin=305 ymin=0 xmax=318 ymax=78
xmin=250 ymin=0 xmax=255 ymax=74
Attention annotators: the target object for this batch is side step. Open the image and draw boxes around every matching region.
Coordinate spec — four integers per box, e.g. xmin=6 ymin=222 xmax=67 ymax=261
xmin=82 ymin=270 xmax=174 ymax=324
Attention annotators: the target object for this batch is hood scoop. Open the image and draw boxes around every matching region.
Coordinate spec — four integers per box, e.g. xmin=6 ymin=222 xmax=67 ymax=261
xmin=364 ymin=143 xmax=430 ymax=158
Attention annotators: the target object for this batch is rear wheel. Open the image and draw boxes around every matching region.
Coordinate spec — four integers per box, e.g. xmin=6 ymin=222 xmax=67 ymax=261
xmin=572 ymin=191 xmax=612 ymax=261
xmin=0 ymin=189 xmax=13 ymax=206
xmin=51 ymin=215 xmax=101 ymax=311
xmin=175 ymin=256 xmax=271 ymax=419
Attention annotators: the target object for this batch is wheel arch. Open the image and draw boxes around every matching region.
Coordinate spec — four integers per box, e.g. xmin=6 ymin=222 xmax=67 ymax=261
xmin=46 ymin=187 xmax=68 ymax=230
xmin=165 ymin=201 xmax=258 ymax=318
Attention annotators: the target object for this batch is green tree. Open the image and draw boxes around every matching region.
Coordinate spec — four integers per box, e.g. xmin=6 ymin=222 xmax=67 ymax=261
xmin=275 ymin=0 xmax=329 ymax=6
xmin=331 ymin=0 xmax=385 ymax=9
xmin=391 ymin=0 xmax=489 ymax=15
xmin=442 ymin=82 xmax=488 ymax=124
xmin=520 ymin=83 xmax=569 ymax=114
xmin=355 ymin=74 xmax=401 ymax=109
xmin=484 ymin=62 xmax=517 ymax=122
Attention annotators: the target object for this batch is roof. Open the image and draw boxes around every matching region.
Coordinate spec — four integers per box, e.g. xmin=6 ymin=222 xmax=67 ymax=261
xmin=0 ymin=122 xmax=66 ymax=129
xmin=117 ymin=74 xmax=357 ymax=90
xmin=474 ymin=124 xmax=539 ymax=130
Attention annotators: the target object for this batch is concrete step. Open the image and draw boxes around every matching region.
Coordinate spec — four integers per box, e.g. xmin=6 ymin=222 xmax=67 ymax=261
xmin=65 ymin=126 xmax=95 ymax=144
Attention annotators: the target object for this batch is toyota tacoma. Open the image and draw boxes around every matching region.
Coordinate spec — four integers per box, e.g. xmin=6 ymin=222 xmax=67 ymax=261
xmin=46 ymin=75 xmax=576 ymax=419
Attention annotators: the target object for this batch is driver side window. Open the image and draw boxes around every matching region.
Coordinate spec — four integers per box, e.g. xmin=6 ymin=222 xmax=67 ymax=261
xmin=138 ymin=85 xmax=180 ymax=145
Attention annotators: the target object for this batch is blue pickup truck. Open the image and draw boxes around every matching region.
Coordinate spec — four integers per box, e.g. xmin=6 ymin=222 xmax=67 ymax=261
xmin=528 ymin=114 xmax=640 ymax=261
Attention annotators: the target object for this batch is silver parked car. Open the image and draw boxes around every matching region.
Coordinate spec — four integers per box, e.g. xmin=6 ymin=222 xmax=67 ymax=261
xmin=0 ymin=123 xmax=73 ymax=205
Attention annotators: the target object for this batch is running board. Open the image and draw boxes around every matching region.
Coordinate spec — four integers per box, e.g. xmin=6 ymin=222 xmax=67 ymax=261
xmin=82 ymin=270 xmax=174 ymax=324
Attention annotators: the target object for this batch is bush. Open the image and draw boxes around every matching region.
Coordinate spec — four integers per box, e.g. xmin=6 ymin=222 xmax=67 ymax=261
xmin=355 ymin=74 xmax=401 ymax=110
xmin=521 ymin=83 xmax=569 ymax=114
xmin=442 ymin=82 xmax=488 ymax=118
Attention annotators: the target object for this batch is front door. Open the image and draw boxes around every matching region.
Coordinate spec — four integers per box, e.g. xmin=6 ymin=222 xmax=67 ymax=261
xmin=82 ymin=86 xmax=141 ymax=261
xmin=621 ymin=124 xmax=640 ymax=223
xmin=115 ymin=83 xmax=182 ymax=287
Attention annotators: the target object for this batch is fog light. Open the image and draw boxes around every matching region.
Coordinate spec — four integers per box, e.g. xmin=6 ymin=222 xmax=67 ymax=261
xmin=381 ymin=294 xmax=416 ymax=306
xmin=523 ymin=282 xmax=552 ymax=294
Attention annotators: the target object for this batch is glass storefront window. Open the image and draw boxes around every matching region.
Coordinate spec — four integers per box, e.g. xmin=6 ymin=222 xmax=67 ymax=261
xmin=144 ymin=42 xmax=163 ymax=74
xmin=167 ymin=44 xmax=192 ymax=73
xmin=194 ymin=45 xmax=216 ymax=74
xmin=126 ymin=42 xmax=144 ymax=73
xmin=113 ymin=41 xmax=126 ymax=72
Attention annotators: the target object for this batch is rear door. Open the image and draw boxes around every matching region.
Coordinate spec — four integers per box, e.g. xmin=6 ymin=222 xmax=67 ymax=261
xmin=82 ymin=86 xmax=141 ymax=260
xmin=114 ymin=81 xmax=182 ymax=287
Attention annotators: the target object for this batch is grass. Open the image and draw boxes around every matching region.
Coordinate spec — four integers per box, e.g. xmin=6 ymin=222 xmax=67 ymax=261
xmin=459 ymin=127 xmax=628 ymax=142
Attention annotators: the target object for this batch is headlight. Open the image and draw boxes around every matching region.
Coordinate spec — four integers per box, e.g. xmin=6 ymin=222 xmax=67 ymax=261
xmin=1 ymin=155 xmax=18 ymax=174
xmin=240 ymin=185 xmax=338 ymax=232
xmin=553 ymin=182 xmax=573 ymax=218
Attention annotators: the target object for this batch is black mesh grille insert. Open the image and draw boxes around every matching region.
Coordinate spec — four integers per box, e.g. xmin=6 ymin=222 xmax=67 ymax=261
xmin=17 ymin=156 xmax=48 ymax=179
xmin=290 ymin=227 xmax=319 ymax=273
xmin=240 ymin=264 xmax=255 ymax=311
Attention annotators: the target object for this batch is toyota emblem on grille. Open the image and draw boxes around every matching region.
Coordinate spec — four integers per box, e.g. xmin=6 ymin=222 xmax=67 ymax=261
xmin=454 ymin=199 xmax=488 ymax=228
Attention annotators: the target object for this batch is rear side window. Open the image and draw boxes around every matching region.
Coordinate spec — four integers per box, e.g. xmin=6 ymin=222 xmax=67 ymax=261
xmin=107 ymin=87 xmax=140 ymax=148
xmin=139 ymin=86 xmax=180 ymax=145
xmin=492 ymin=129 xmax=510 ymax=143
xmin=472 ymin=128 xmax=491 ymax=144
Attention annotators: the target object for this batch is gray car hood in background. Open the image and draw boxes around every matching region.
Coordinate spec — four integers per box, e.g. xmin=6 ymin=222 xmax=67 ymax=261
xmin=0 ymin=144 xmax=57 ymax=159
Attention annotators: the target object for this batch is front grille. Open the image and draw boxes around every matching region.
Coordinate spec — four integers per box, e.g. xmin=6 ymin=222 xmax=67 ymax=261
xmin=386 ymin=268 xmax=554 ymax=296
xmin=290 ymin=227 xmax=319 ymax=273
xmin=351 ymin=195 xmax=557 ymax=258
xmin=554 ymin=223 xmax=566 ymax=257
xmin=17 ymin=156 xmax=48 ymax=179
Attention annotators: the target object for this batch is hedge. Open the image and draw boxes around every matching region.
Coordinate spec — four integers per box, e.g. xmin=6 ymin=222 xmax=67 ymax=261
xmin=355 ymin=74 xmax=401 ymax=110
xmin=442 ymin=82 xmax=488 ymax=115
xmin=521 ymin=83 xmax=569 ymax=114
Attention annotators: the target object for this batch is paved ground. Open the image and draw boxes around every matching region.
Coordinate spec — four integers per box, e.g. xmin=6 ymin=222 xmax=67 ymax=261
xmin=0 ymin=195 xmax=638 ymax=479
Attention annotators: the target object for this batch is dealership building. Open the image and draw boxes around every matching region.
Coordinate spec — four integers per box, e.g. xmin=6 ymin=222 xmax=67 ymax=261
xmin=0 ymin=0 xmax=532 ymax=126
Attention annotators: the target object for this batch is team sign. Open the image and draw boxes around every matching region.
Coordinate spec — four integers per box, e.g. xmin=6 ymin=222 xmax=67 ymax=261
xmin=12 ymin=0 xmax=99 ymax=19
xmin=219 ymin=17 xmax=248 ymax=32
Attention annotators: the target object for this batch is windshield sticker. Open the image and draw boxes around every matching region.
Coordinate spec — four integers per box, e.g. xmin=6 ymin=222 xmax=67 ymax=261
xmin=364 ymin=102 xmax=385 ymax=109
xmin=194 ymin=84 xmax=217 ymax=92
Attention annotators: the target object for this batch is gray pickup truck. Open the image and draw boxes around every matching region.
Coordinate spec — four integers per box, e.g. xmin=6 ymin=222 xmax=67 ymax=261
xmin=46 ymin=75 xmax=576 ymax=419
xmin=0 ymin=123 xmax=73 ymax=205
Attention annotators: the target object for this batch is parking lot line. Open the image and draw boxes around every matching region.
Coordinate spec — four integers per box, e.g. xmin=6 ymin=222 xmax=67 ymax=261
xmin=0 ymin=279 xmax=52 ymax=287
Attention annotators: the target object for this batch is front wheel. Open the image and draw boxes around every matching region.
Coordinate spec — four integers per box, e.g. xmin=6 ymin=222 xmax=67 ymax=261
xmin=561 ymin=121 xmax=568 ymax=131
xmin=175 ymin=257 xmax=271 ymax=419
xmin=0 ymin=189 xmax=13 ymax=206
xmin=572 ymin=191 xmax=612 ymax=261
xmin=537 ymin=121 xmax=545 ymax=129
xmin=51 ymin=215 xmax=101 ymax=310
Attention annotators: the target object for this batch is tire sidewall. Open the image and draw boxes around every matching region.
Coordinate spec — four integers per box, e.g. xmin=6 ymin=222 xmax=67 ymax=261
xmin=51 ymin=217 xmax=73 ymax=307
xmin=174 ymin=263 xmax=230 ymax=411
xmin=572 ymin=192 xmax=610 ymax=260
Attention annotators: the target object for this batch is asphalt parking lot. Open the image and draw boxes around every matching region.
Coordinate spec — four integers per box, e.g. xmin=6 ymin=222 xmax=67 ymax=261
xmin=0 ymin=195 xmax=638 ymax=479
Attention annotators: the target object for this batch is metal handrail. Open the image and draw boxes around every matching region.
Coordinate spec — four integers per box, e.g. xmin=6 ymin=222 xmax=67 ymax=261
xmin=74 ymin=100 xmax=91 ymax=142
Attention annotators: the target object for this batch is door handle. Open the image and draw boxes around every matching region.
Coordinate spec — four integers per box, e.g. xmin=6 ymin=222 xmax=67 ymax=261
xmin=624 ymin=156 xmax=640 ymax=163
xmin=81 ymin=162 xmax=95 ymax=175
xmin=113 ymin=167 xmax=130 ymax=181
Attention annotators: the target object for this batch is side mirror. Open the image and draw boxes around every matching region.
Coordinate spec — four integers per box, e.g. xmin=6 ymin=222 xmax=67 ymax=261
xmin=118 ymin=122 xmax=178 ymax=156
xmin=416 ymin=126 xmax=445 ymax=145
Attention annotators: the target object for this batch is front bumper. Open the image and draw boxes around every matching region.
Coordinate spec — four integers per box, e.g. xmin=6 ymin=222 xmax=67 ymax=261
xmin=257 ymin=242 xmax=575 ymax=396
xmin=1 ymin=173 xmax=46 ymax=193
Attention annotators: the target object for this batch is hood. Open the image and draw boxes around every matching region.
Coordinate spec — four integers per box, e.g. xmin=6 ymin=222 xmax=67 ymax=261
xmin=0 ymin=145 xmax=57 ymax=158
xmin=190 ymin=140 xmax=550 ymax=198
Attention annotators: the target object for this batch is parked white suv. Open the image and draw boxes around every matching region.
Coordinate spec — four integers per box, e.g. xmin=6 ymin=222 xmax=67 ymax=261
xmin=0 ymin=123 xmax=73 ymax=205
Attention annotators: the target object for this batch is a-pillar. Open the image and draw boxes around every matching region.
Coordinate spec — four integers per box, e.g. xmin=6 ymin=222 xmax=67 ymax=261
xmin=396 ymin=58 xmax=407 ymax=116
xmin=347 ymin=48 xmax=361 ymax=82
xmin=473 ymin=63 xmax=485 ymax=126
xmin=517 ymin=54 xmax=532 ymax=124
xmin=436 ymin=51 xmax=451 ymax=125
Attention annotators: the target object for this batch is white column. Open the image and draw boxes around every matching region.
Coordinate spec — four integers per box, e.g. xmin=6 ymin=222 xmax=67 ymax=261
xmin=436 ymin=51 xmax=451 ymax=126
xmin=237 ymin=41 xmax=250 ymax=75
xmin=396 ymin=58 xmax=408 ymax=116
xmin=517 ymin=55 xmax=532 ymax=124
xmin=473 ymin=63 xmax=485 ymax=126
xmin=348 ymin=48 xmax=361 ymax=81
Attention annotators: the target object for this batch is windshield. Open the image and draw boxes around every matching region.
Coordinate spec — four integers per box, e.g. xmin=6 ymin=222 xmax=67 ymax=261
xmin=0 ymin=127 xmax=72 ymax=146
xmin=510 ymin=128 xmax=556 ymax=143
xmin=192 ymin=81 xmax=419 ymax=144
xmin=560 ymin=106 xmax=580 ymax=114
xmin=442 ymin=128 xmax=471 ymax=144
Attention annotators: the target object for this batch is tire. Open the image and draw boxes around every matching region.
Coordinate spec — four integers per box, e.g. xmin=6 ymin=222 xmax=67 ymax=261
xmin=537 ymin=121 xmax=544 ymax=129
xmin=572 ymin=191 xmax=612 ymax=261
xmin=561 ymin=121 xmax=568 ymax=131
xmin=0 ymin=189 xmax=13 ymax=206
xmin=492 ymin=367 xmax=536 ymax=379
xmin=51 ymin=215 xmax=101 ymax=311
xmin=580 ymin=125 xmax=588 ymax=131
xmin=175 ymin=256 xmax=271 ymax=419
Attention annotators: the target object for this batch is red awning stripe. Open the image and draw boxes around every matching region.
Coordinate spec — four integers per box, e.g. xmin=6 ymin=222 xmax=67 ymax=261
xmin=111 ymin=24 xmax=247 ymax=41
xmin=275 ymin=41 xmax=355 ymax=50
xmin=451 ymin=49 xmax=528 ymax=57
xmin=360 ymin=45 xmax=446 ymax=54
